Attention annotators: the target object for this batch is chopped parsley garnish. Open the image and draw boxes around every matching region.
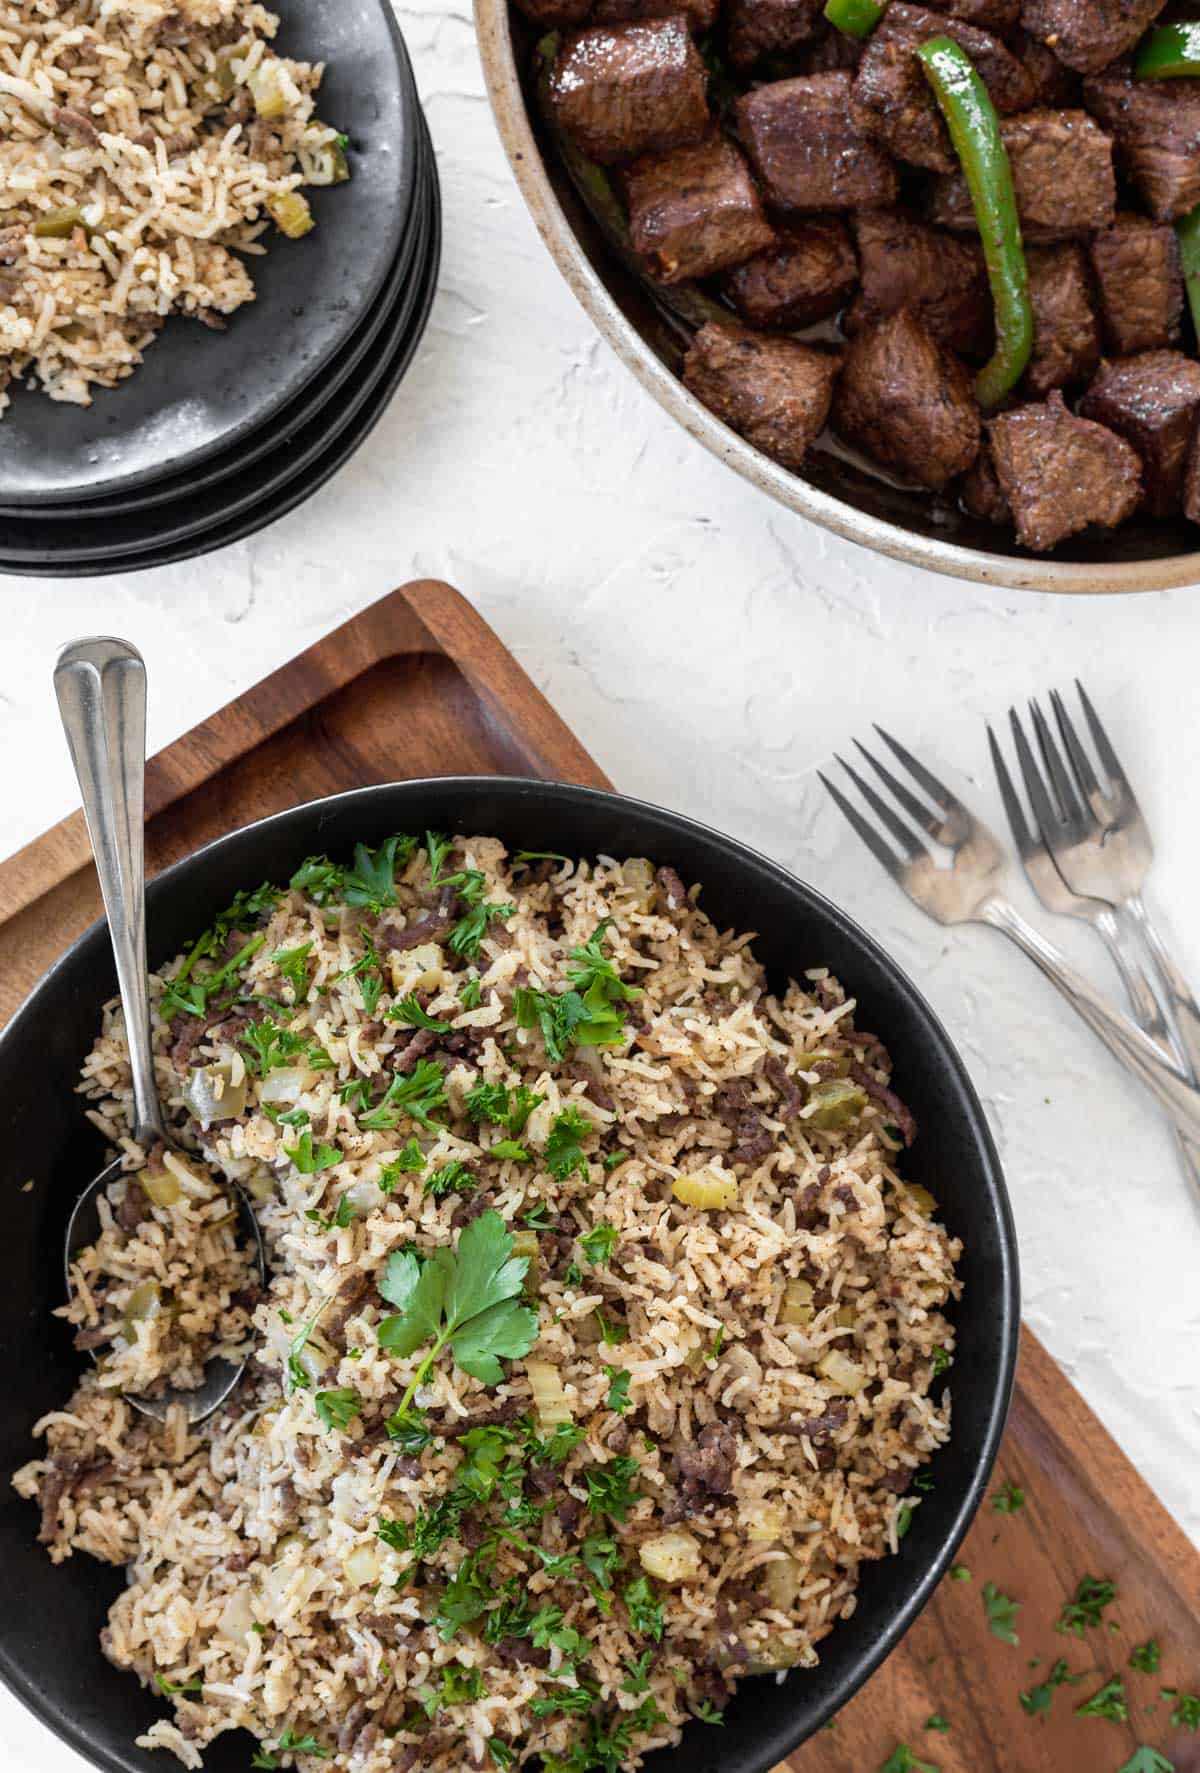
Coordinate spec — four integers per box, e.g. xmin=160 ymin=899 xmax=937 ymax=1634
xmin=160 ymin=884 xmax=278 ymax=1018
xmin=359 ymin=1059 xmax=447 ymax=1131
xmin=530 ymin=1685 xmax=597 ymax=1718
xmin=490 ymin=1139 xmax=530 ymax=1161
xmin=271 ymin=941 xmax=312 ymax=999
xmin=521 ymin=1203 xmax=554 ymax=1231
xmin=1118 ymin=1752 xmax=1175 ymax=1773
xmin=694 ymin=1701 xmax=724 ymax=1725
xmin=604 ymin=1366 xmax=631 ymax=1414
xmin=925 ymin=1714 xmax=950 ymax=1733
xmin=383 ymin=1405 xmax=432 ymax=1452
xmin=333 ymin=928 xmax=384 ymax=1015
xmin=314 ymin=1387 xmax=361 ymax=1433
xmin=585 ymin=1456 xmax=640 ymax=1522
xmin=514 ymin=850 xmax=569 ymax=864
xmin=304 ymin=1195 xmax=356 ymax=1231
xmin=284 ymin=1127 xmax=341 ymax=1174
xmin=581 ymin=1532 xmax=619 ymax=1590
xmin=878 ymin=1747 xmax=938 ymax=1773
xmin=546 ymin=1105 xmax=593 ymax=1180
xmin=991 ymin=1480 xmax=1025 ymax=1514
xmin=1076 ymin=1675 xmax=1128 ymax=1723
xmin=378 ymin=1140 xmax=425 ymax=1190
xmin=424 ymin=1161 xmax=477 ymax=1201
xmin=622 ymin=1652 xmax=652 ymax=1695
xmin=254 ymin=1727 xmax=330 ymax=1764
xmin=1057 ymin=1575 xmax=1117 ymax=1637
xmin=513 ymin=921 xmax=640 ymax=1062
xmin=441 ymin=1663 xmax=486 ymax=1706
xmin=594 ymin=1308 xmax=628 ymax=1347
xmin=466 ymin=1080 xmax=544 ymax=1137
xmin=241 ymin=1015 xmax=329 ymax=1078
xmin=154 ymin=1672 xmax=202 ymax=1696
xmin=982 ymin=1581 xmax=1020 ymax=1645
xmin=285 ymin=1299 xmax=328 ymax=1392
xmin=1129 ymin=1640 xmax=1161 ymax=1674
xmin=949 ymin=1564 xmax=971 ymax=1582
xmin=896 ymin=1503 xmax=914 ymax=1539
xmin=460 ymin=976 xmax=483 ymax=1010
xmin=1020 ymin=1657 xmax=1080 ymax=1720
xmin=375 ymin=1210 xmax=538 ymax=1405
xmin=387 ymin=995 xmax=451 ymax=1032
xmin=931 ymin=1344 xmax=951 ymax=1375
xmin=489 ymin=1743 xmax=515 ymax=1769
xmin=1163 ymin=1689 xmax=1200 ymax=1730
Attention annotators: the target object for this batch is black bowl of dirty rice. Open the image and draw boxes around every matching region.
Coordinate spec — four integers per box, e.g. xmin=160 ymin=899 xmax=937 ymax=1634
xmin=0 ymin=778 xmax=1018 ymax=1773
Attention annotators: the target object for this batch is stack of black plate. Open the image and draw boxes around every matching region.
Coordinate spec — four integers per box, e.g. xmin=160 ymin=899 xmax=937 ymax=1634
xmin=0 ymin=2 xmax=438 ymax=577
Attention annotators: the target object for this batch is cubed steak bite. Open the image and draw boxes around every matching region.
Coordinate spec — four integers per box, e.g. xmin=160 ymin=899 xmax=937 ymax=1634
xmin=928 ymin=110 xmax=1116 ymax=241
xmin=548 ymin=17 xmax=710 ymax=166
xmin=1185 ymin=429 xmax=1200 ymax=525
xmin=959 ymin=447 xmax=1011 ymax=525
xmin=722 ymin=216 xmax=858 ymax=329
xmin=1083 ymin=72 xmax=1200 ymax=224
xmin=682 ymin=321 xmax=839 ymax=470
xmin=847 ymin=210 xmax=992 ymax=358
xmin=725 ymin=0 xmax=825 ymax=70
xmin=593 ymin=0 xmax=720 ymax=29
xmin=925 ymin=0 xmax=1019 ymax=25
xmin=623 ymin=134 xmax=775 ymax=282
xmin=1079 ymin=350 xmax=1200 ymax=517
xmin=1010 ymin=26 xmax=1081 ymax=107
xmin=1018 ymin=0 xmax=1168 ymax=76
xmin=736 ymin=73 xmax=899 ymax=213
xmin=851 ymin=6 xmax=1035 ymax=175
xmin=1023 ymin=245 xmax=1101 ymax=396
xmin=511 ymin=0 xmax=592 ymax=28
xmin=1089 ymin=215 xmax=1183 ymax=356
xmin=831 ymin=308 xmax=980 ymax=491
xmin=988 ymin=392 xmax=1143 ymax=550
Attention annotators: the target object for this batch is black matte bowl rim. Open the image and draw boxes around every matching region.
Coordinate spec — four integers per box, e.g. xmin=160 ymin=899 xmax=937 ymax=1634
xmin=0 ymin=776 xmax=1019 ymax=1773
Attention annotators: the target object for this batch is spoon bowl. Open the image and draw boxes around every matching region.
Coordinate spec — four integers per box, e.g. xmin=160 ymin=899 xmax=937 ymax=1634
xmin=54 ymin=637 xmax=265 ymax=1426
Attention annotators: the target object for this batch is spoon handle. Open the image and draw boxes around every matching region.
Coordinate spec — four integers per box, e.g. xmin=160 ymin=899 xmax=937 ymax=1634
xmin=54 ymin=638 xmax=165 ymax=1147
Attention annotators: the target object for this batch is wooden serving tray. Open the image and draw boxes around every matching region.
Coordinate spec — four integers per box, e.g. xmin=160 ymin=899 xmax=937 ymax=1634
xmin=2 ymin=581 xmax=1197 ymax=1773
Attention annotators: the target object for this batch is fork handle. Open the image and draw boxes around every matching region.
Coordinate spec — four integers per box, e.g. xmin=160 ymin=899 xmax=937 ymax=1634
xmin=1092 ymin=905 xmax=1200 ymax=1211
xmin=982 ymin=899 xmax=1200 ymax=1144
xmin=1123 ymin=892 xmax=1200 ymax=1078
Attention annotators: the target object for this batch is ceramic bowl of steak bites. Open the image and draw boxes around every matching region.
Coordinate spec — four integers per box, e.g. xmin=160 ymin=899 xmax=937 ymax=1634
xmin=476 ymin=0 xmax=1200 ymax=589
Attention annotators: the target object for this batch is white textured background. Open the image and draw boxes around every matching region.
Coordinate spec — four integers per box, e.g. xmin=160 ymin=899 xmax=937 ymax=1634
xmin=2 ymin=4 xmax=1200 ymax=1764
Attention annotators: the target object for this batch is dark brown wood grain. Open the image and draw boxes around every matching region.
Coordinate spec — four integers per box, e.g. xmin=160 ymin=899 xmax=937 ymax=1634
xmin=0 ymin=580 xmax=1196 ymax=1773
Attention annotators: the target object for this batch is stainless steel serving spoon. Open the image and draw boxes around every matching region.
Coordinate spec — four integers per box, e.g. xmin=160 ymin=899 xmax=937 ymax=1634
xmin=55 ymin=636 xmax=264 ymax=1424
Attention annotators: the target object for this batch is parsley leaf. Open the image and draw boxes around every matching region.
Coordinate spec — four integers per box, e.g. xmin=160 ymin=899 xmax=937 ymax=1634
xmin=878 ymin=1749 xmax=937 ymax=1773
xmin=512 ymin=921 xmax=639 ymax=1063
xmin=376 ymin=1211 xmax=538 ymax=1401
xmin=342 ymin=835 xmax=417 ymax=912
xmin=949 ymin=1564 xmax=971 ymax=1582
xmin=277 ymin=1728 xmax=329 ymax=1758
xmin=1164 ymin=1689 xmax=1200 ymax=1731
xmin=466 ymin=1080 xmax=544 ymax=1137
xmin=622 ymin=1652 xmax=653 ymax=1696
xmin=304 ymin=1195 xmax=356 ymax=1231
xmin=490 ymin=1139 xmax=530 ymax=1161
xmin=545 ymin=1105 xmax=593 ymax=1181
xmin=1020 ymin=1657 xmax=1080 ymax=1720
xmin=272 ymin=942 xmax=313 ymax=1000
xmin=581 ymin=1533 xmax=619 ymax=1590
xmin=1118 ymin=1752 xmax=1174 ymax=1773
xmin=604 ymin=1366 xmax=631 ymax=1414
xmin=154 ymin=1672 xmax=202 ymax=1696
xmin=1076 ymin=1676 xmax=1128 ymax=1723
xmin=379 ymin=1140 xmax=425 ymax=1190
xmin=359 ymin=1060 xmax=447 ymax=1131
xmin=1057 ymin=1575 xmax=1117 ymax=1637
xmin=284 ymin=1127 xmax=341 ymax=1174
xmin=594 ymin=1308 xmax=628 ymax=1347
xmin=991 ymin=1481 xmax=1025 ymax=1514
xmin=515 ymin=850 xmax=569 ymax=864
xmin=932 ymin=1344 xmax=951 ymax=1375
xmin=694 ymin=1701 xmax=724 ymax=1725
xmin=424 ymin=1160 xmax=477 ymax=1200
xmin=460 ymin=976 xmax=483 ymax=1009
xmin=982 ymin=1581 xmax=1020 ymax=1645
xmin=290 ymin=855 xmax=345 ymax=905
xmin=314 ymin=1387 xmax=361 ymax=1433
xmin=925 ymin=1714 xmax=950 ymax=1734
xmin=241 ymin=1015 xmax=328 ymax=1078
xmin=1129 ymin=1640 xmax=1161 ymax=1674
xmin=586 ymin=1456 xmax=640 ymax=1523
xmin=387 ymin=995 xmax=451 ymax=1032
xmin=580 ymin=1223 xmax=618 ymax=1265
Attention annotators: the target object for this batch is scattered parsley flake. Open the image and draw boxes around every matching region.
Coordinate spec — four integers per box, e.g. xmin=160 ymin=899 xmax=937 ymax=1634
xmin=284 ymin=1127 xmax=341 ymax=1174
xmin=694 ymin=1700 xmax=724 ymax=1725
xmin=925 ymin=1714 xmax=950 ymax=1734
xmin=1163 ymin=1689 xmax=1200 ymax=1731
xmin=1117 ymin=1751 xmax=1174 ymax=1773
xmin=387 ymin=994 xmax=451 ymax=1032
xmin=1020 ymin=1657 xmax=1081 ymax=1720
xmin=359 ymin=1059 xmax=447 ymax=1131
xmin=585 ymin=1455 xmax=640 ymax=1522
xmin=378 ymin=1140 xmax=425 ymax=1190
xmin=949 ymin=1564 xmax=971 ymax=1582
xmin=1057 ymin=1576 xmax=1118 ymax=1637
xmin=545 ymin=1105 xmax=594 ymax=1181
xmin=982 ymin=1581 xmax=1020 ymax=1645
xmin=1129 ymin=1640 xmax=1161 ymax=1675
xmin=1076 ymin=1675 xmax=1129 ymax=1723
xmin=314 ymin=1387 xmax=361 ymax=1433
xmin=580 ymin=1222 xmax=618 ymax=1266
xmin=623 ymin=1573 xmax=664 ymax=1641
xmin=992 ymin=1481 xmax=1026 ymax=1514
xmin=878 ymin=1746 xmax=938 ymax=1773
xmin=604 ymin=1366 xmax=632 ymax=1414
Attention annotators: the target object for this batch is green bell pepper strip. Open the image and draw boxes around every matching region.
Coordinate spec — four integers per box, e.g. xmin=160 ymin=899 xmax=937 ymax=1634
xmin=1177 ymin=203 xmax=1200 ymax=344
xmin=917 ymin=36 xmax=1033 ymax=410
xmin=823 ymin=0 xmax=887 ymax=39
xmin=1135 ymin=21 xmax=1200 ymax=79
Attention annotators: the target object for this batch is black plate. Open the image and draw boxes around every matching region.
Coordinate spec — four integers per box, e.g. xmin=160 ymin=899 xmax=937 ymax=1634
xmin=0 ymin=115 xmax=430 ymax=524
xmin=0 ymin=778 xmax=1019 ymax=1773
xmin=0 ymin=0 xmax=418 ymax=507
xmin=0 ymin=126 xmax=439 ymax=575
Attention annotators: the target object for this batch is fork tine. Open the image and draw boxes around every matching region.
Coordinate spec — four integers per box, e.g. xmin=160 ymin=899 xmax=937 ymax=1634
xmin=872 ymin=724 xmax=971 ymax=824
xmin=852 ymin=738 xmax=946 ymax=842
xmin=1049 ymin=686 xmax=1101 ymax=802
xmin=818 ymin=771 xmax=906 ymax=883
xmin=987 ymin=724 xmax=1037 ymax=859
xmin=1075 ymin=680 xmax=1143 ymax=813
xmin=835 ymin=754 xmax=929 ymax=863
xmin=1009 ymin=705 xmax=1062 ymax=848
xmin=1029 ymin=696 xmax=1085 ymax=826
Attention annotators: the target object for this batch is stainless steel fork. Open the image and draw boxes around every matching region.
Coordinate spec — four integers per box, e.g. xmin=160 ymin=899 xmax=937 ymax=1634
xmin=820 ymin=729 xmax=1200 ymax=1144
xmin=991 ymin=692 xmax=1200 ymax=1212
xmin=1008 ymin=683 xmax=1200 ymax=1077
